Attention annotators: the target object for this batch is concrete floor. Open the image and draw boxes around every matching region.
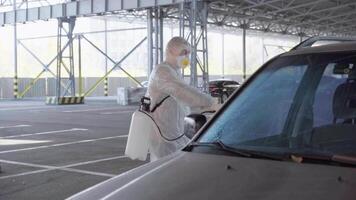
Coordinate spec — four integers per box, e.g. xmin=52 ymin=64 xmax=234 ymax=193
xmin=0 ymin=100 xmax=146 ymax=200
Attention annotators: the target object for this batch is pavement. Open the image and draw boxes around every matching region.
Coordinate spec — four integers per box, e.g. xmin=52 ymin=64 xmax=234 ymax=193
xmin=0 ymin=100 xmax=146 ymax=200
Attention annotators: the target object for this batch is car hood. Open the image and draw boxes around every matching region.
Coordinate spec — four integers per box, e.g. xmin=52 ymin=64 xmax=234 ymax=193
xmin=68 ymin=151 xmax=356 ymax=200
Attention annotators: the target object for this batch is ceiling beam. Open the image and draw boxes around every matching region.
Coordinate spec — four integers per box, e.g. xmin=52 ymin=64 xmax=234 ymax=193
xmin=272 ymin=1 xmax=356 ymax=23
xmin=292 ymin=9 xmax=356 ymax=27
xmin=240 ymin=0 xmax=330 ymax=20
xmin=315 ymin=16 xmax=356 ymax=30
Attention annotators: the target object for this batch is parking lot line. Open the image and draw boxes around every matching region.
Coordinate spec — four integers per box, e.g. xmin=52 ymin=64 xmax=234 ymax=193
xmin=100 ymin=111 xmax=134 ymax=115
xmin=0 ymin=128 xmax=88 ymax=139
xmin=60 ymin=167 xmax=116 ymax=177
xmin=0 ymin=106 xmax=59 ymax=111
xmin=0 ymin=139 xmax=51 ymax=145
xmin=0 ymin=155 xmax=128 ymax=180
xmin=0 ymin=169 xmax=51 ymax=180
xmin=0 ymin=135 xmax=128 ymax=154
xmin=0 ymin=106 xmax=47 ymax=111
xmin=0 ymin=159 xmax=116 ymax=178
xmin=0 ymin=124 xmax=31 ymax=129
xmin=62 ymin=107 xmax=130 ymax=113
xmin=64 ymin=155 xmax=128 ymax=168
xmin=0 ymin=104 xmax=89 ymax=112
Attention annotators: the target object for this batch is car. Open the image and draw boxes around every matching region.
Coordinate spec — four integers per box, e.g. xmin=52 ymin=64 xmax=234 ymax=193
xmin=68 ymin=41 xmax=356 ymax=200
xmin=140 ymin=81 xmax=149 ymax=88
xmin=208 ymin=79 xmax=240 ymax=103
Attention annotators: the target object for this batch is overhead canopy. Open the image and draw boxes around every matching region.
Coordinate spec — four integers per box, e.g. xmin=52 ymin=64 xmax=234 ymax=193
xmin=207 ymin=0 xmax=356 ymax=37
xmin=0 ymin=0 xmax=356 ymax=37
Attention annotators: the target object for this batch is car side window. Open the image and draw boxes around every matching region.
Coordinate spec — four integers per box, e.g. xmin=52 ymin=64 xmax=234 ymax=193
xmin=308 ymin=61 xmax=356 ymax=155
xmin=313 ymin=64 xmax=347 ymax=127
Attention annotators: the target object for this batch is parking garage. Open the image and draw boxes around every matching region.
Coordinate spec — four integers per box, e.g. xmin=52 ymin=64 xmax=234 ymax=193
xmin=1 ymin=0 xmax=356 ymax=199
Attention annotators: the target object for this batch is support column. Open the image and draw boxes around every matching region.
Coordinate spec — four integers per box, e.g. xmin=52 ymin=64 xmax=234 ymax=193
xmin=104 ymin=19 xmax=108 ymax=96
xmin=221 ymin=33 xmax=225 ymax=79
xmin=78 ymin=35 xmax=82 ymax=97
xmin=147 ymin=8 xmax=153 ymax=77
xmin=158 ymin=9 xmax=164 ymax=63
xmin=56 ymin=17 xmax=76 ymax=98
xmin=68 ymin=17 xmax=75 ymax=96
xmin=147 ymin=7 xmax=164 ymax=77
xmin=190 ymin=0 xmax=198 ymax=87
xmin=13 ymin=0 xmax=18 ymax=99
xmin=298 ymin=30 xmax=304 ymax=43
xmin=47 ymin=21 xmax=84 ymax=105
xmin=179 ymin=2 xmax=185 ymax=79
xmin=179 ymin=0 xmax=209 ymax=91
xmin=242 ymin=26 xmax=247 ymax=81
xmin=56 ymin=19 xmax=62 ymax=98
xmin=262 ymin=35 xmax=265 ymax=63
xmin=201 ymin=1 xmax=209 ymax=92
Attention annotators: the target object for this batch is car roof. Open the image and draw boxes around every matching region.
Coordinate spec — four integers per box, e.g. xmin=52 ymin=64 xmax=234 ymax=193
xmin=282 ymin=41 xmax=356 ymax=57
xmin=209 ymin=79 xmax=235 ymax=82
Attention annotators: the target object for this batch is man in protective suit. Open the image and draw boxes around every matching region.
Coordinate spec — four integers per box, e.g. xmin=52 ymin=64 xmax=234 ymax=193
xmin=146 ymin=37 xmax=214 ymax=161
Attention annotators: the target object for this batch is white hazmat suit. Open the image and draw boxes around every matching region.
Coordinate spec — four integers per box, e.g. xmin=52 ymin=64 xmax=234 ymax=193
xmin=147 ymin=37 xmax=214 ymax=161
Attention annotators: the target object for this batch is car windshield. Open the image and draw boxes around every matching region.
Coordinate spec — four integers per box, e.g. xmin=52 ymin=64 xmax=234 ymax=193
xmin=209 ymin=81 xmax=223 ymax=86
xmin=199 ymin=52 xmax=356 ymax=158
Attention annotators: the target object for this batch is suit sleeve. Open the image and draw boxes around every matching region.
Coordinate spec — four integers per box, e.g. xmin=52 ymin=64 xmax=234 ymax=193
xmin=154 ymin=67 xmax=214 ymax=108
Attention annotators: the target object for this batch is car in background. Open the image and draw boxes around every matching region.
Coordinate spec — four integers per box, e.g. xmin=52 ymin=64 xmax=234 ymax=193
xmin=140 ymin=81 xmax=149 ymax=88
xmin=68 ymin=40 xmax=356 ymax=200
xmin=208 ymin=79 xmax=240 ymax=103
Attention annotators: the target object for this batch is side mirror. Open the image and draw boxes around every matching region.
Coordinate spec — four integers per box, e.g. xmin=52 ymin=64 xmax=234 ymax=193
xmin=184 ymin=114 xmax=207 ymax=139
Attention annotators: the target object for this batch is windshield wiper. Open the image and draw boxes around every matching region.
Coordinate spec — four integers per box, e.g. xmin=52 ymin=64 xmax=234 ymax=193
xmin=289 ymin=153 xmax=356 ymax=167
xmin=187 ymin=140 xmax=283 ymax=161
xmin=188 ymin=140 xmax=251 ymax=157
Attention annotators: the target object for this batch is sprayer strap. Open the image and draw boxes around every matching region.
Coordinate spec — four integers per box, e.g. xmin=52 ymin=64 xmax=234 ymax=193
xmin=150 ymin=95 xmax=170 ymax=113
xmin=138 ymin=110 xmax=185 ymax=142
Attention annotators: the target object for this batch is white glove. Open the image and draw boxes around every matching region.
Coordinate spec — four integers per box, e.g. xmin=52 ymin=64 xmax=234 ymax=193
xmin=190 ymin=98 xmax=221 ymax=114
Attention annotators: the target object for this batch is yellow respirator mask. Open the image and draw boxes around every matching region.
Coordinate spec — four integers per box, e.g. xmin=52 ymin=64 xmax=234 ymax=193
xmin=177 ymin=55 xmax=190 ymax=69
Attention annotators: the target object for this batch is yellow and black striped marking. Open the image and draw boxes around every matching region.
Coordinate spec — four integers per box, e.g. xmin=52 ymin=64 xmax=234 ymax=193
xmin=46 ymin=96 xmax=85 ymax=105
xmin=13 ymin=76 xmax=18 ymax=99
xmin=104 ymin=77 xmax=108 ymax=96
